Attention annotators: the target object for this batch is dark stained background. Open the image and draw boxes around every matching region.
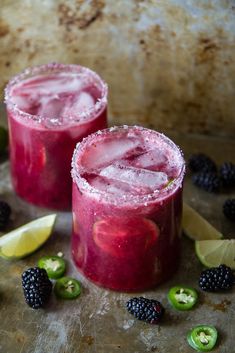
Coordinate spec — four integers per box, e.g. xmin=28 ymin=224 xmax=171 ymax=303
xmin=0 ymin=0 xmax=235 ymax=136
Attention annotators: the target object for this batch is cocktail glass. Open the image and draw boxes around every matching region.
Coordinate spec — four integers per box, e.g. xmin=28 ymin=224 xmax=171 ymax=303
xmin=71 ymin=125 xmax=185 ymax=291
xmin=5 ymin=63 xmax=108 ymax=210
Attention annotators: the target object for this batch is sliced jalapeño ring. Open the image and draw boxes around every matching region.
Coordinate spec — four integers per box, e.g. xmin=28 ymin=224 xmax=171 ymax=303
xmin=187 ymin=325 xmax=218 ymax=352
xmin=167 ymin=286 xmax=198 ymax=311
xmin=38 ymin=255 xmax=66 ymax=279
xmin=54 ymin=276 xmax=81 ymax=299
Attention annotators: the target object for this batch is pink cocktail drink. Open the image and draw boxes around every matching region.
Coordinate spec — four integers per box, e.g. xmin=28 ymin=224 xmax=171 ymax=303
xmin=5 ymin=63 xmax=107 ymax=210
xmin=72 ymin=126 xmax=185 ymax=291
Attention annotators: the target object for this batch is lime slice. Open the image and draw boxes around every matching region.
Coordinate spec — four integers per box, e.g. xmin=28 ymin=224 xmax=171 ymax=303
xmin=195 ymin=239 xmax=235 ymax=269
xmin=0 ymin=126 xmax=8 ymax=154
xmin=93 ymin=216 xmax=159 ymax=258
xmin=0 ymin=214 xmax=57 ymax=260
xmin=182 ymin=202 xmax=223 ymax=241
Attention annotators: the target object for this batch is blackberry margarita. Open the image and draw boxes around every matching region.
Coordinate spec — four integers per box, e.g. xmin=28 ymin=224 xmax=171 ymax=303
xmin=71 ymin=126 xmax=185 ymax=291
xmin=5 ymin=63 xmax=107 ymax=209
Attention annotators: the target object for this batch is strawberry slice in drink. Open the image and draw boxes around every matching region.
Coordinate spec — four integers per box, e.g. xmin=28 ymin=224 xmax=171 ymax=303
xmin=93 ymin=217 xmax=159 ymax=258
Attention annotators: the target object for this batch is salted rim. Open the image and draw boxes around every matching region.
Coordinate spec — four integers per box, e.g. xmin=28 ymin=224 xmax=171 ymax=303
xmin=71 ymin=125 xmax=186 ymax=206
xmin=4 ymin=62 xmax=108 ymax=128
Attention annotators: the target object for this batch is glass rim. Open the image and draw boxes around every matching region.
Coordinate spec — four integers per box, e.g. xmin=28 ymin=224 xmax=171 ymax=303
xmin=71 ymin=125 xmax=186 ymax=206
xmin=4 ymin=62 xmax=108 ymax=128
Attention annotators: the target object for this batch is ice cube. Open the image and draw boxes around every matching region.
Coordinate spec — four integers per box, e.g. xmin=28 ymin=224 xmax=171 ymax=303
xmin=82 ymin=138 xmax=142 ymax=171
xmin=37 ymin=96 xmax=65 ymax=118
xmin=88 ymin=175 xmax=140 ymax=195
xmin=99 ymin=165 xmax=169 ymax=191
xmin=128 ymin=149 xmax=168 ymax=170
xmin=74 ymin=91 xmax=95 ymax=111
xmin=11 ymin=94 xmax=31 ymax=112
xmin=62 ymin=91 xmax=95 ymax=118
xmin=89 ymin=175 xmax=111 ymax=192
xmin=88 ymin=173 xmax=154 ymax=196
xmin=13 ymin=73 xmax=83 ymax=98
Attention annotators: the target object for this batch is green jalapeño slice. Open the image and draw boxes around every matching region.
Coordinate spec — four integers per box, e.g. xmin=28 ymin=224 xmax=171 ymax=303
xmin=54 ymin=277 xmax=81 ymax=299
xmin=187 ymin=325 xmax=218 ymax=352
xmin=38 ymin=255 xmax=66 ymax=279
xmin=167 ymin=286 xmax=198 ymax=311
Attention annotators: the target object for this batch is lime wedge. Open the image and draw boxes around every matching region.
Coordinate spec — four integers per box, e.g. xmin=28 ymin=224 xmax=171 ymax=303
xmin=0 ymin=214 xmax=57 ymax=260
xmin=0 ymin=126 xmax=8 ymax=154
xmin=195 ymin=239 xmax=235 ymax=269
xmin=182 ymin=202 xmax=223 ymax=241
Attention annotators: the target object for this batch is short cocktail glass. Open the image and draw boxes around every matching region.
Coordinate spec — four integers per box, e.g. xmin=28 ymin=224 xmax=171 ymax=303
xmin=71 ymin=125 xmax=185 ymax=291
xmin=5 ymin=63 xmax=107 ymax=210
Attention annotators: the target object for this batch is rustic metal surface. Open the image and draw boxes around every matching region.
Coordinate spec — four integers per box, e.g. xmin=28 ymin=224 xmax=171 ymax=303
xmin=0 ymin=114 xmax=235 ymax=352
xmin=0 ymin=0 xmax=235 ymax=136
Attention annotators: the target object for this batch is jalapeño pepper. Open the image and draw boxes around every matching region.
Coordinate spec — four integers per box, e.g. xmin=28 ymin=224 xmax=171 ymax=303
xmin=187 ymin=325 xmax=218 ymax=352
xmin=168 ymin=286 xmax=198 ymax=311
xmin=54 ymin=277 xmax=81 ymax=299
xmin=38 ymin=255 xmax=66 ymax=279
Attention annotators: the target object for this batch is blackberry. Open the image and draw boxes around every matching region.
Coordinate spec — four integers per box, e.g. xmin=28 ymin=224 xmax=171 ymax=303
xmin=22 ymin=267 xmax=52 ymax=309
xmin=219 ymin=162 xmax=235 ymax=187
xmin=199 ymin=264 xmax=234 ymax=292
xmin=223 ymin=199 xmax=235 ymax=222
xmin=192 ymin=172 xmax=220 ymax=192
xmin=0 ymin=201 xmax=11 ymax=230
xmin=188 ymin=154 xmax=217 ymax=173
xmin=126 ymin=297 xmax=165 ymax=324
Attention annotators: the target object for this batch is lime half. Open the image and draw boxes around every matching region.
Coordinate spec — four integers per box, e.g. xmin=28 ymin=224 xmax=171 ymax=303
xmin=0 ymin=214 xmax=57 ymax=260
xmin=195 ymin=239 xmax=235 ymax=269
xmin=182 ymin=202 xmax=223 ymax=241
